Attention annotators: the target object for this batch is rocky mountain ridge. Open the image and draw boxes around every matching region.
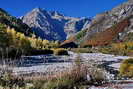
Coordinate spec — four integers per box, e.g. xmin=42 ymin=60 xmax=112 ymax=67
xmin=62 ymin=0 xmax=133 ymax=47
xmin=22 ymin=8 xmax=91 ymax=40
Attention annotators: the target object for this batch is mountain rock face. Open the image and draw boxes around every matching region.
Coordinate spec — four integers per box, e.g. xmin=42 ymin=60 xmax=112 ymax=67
xmin=62 ymin=0 xmax=133 ymax=47
xmin=22 ymin=8 xmax=91 ymax=40
xmin=84 ymin=0 xmax=133 ymax=40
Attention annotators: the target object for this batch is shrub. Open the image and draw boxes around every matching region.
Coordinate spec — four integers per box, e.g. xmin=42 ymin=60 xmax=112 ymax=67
xmin=31 ymin=56 xmax=87 ymax=89
xmin=42 ymin=66 xmax=87 ymax=89
xmin=71 ymin=48 xmax=93 ymax=53
xmin=0 ymin=72 xmax=25 ymax=88
xmin=32 ymin=80 xmax=47 ymax=89
xmin=76 ymin=30 xmax=87 ymax=40
xmin=43 ymin=78 xmax=74 ymax=89
xmin=88 ymin=68 xmax=107 ymax=85
xmin=54 ymin=48 xmax=68 ymax=56
xmin=100 ymin=42 xmax=133 ymax=56
xmin=119 ymin=58 xmax=133 ymax=78
xmin=100 ymin=48 xmax=111 ymax=54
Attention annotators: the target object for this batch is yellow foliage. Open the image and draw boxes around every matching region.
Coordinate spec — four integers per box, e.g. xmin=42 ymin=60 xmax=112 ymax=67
xmin=0 ymin=26 xmax=60 ymax=56
xmin=54 ymin=48 xmax=68 ymax=55
xmin=119 ymin=58 xmax=133 ymax=77
xmin=111 ymin=42 xmax=133 ymax=55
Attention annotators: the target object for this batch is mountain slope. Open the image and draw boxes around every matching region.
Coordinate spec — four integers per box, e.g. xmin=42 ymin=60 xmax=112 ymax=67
xmin=82 ymin=18 xmax=130 ymax=46
xmin=0 ymin=8 xmax=32 ymax=36
xmin=22 ymin=8 xmax=91 ymax=40
xmin=62 ymin=0 xmax=133 ymax=47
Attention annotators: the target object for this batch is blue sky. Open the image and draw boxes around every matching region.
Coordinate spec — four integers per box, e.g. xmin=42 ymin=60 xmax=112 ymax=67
xmin=0 ymin=0 xmax=127 ymax=17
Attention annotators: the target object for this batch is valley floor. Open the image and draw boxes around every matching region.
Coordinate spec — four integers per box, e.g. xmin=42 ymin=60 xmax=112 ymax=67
xmin=8 ymin=52 xmax=132 ymax=76
xmin=0 ymin=52 xmax=133 ymax=89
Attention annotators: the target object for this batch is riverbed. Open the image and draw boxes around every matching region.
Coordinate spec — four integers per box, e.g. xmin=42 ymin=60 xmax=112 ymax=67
xmin=0 ymin=52 xmax=133 ymax=89
xmin=0 ymin=52 xmax=131 ymax=76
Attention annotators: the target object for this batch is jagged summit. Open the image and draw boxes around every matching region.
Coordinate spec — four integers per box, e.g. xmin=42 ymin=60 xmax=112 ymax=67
xmin=32 ymin=8 xmax=50 ymax=15
xmin=32 ymin=8 xmax=42 ymax=12
xmin=50 ymin=11 xmax=64 ymax=17
xmin=22 ymin=8 xmax=91 ymax=40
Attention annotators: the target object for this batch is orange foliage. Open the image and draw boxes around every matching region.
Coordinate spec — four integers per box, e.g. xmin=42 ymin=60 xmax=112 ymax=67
xmin=83 ymin=18 xmax=130 ymax=47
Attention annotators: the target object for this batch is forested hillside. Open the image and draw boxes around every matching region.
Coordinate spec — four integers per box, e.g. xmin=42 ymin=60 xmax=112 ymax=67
xmin=0 ymin=9 xmax=59 ymax=59
xmin=0 ymin=8 xmax=32 ymax=35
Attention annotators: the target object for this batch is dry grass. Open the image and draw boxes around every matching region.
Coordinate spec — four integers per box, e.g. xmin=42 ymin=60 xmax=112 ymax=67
xmin=0 ymin=54 xmax=112 ymax=89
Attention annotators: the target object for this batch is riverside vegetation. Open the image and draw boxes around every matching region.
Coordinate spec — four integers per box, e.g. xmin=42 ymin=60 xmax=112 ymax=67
xmin=0 ymin=55 xmax=111 ymax=89
xmin=0 ymin=24 xmax=69 ymax=59
xmin=119 ymin=58 xmax=133 ymax=78
xmin=100 ymin=42 xmax=133 ymax=56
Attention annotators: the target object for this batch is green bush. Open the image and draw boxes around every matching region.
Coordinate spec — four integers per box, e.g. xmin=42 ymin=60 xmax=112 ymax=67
xmin=119 ymin=58 xmax=133 ymax=77
xmin=54 ymin=48 xmax=68 ymax=56
xmin=76 ymin=30 xmax=87 ymax=41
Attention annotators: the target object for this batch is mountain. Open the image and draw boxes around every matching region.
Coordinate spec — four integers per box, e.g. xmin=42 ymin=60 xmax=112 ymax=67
xmin=22 ymin=8 xmax=91 ymax=40
xmin=61 ymin=0 xmax=133 ymax=47
xmin=0 ymin=8 xmax=32 ymax=36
